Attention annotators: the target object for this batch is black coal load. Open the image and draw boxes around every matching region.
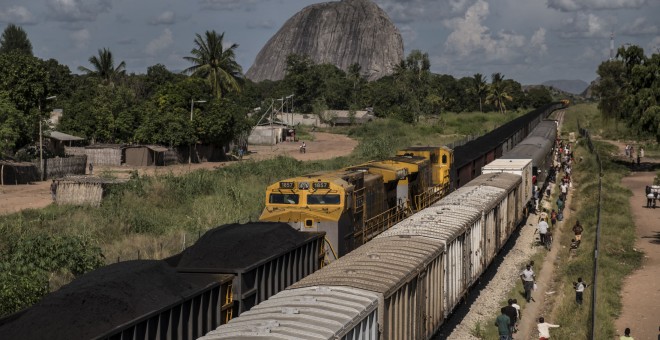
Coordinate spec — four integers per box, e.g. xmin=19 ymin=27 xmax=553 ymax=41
xmin=175 ymin=222 xmax=315 ymax=270
xmin=0 ymin=260 xmax=211 ymax=340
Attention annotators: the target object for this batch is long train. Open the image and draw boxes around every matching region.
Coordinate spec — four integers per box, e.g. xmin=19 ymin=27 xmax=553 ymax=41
xmin=199 ymin=118 xmax=559 ymax=339
xmin=0 ymin=104 xmax=563 ymax=340
xmin=260 ymin=103 xmax=564 ymax=258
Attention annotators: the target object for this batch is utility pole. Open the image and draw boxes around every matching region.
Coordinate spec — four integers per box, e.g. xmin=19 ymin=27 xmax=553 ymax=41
xmin=189 ymin=99 xmax=206 ymax=164
xmin=40 ymin=96 xmax=57 ymax=181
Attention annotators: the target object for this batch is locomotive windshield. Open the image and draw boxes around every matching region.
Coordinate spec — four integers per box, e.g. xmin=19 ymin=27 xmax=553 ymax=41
xmin=269 ymin=194 xmax=300 ymax=204
xmin=307 ymin=194 xmax=341 ymax=205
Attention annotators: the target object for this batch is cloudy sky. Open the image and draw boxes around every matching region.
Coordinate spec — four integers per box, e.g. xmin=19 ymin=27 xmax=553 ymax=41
xmin=1 ymin=0 xmax=658 ymax=84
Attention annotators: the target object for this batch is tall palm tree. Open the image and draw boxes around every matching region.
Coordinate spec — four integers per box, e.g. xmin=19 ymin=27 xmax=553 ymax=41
xmin=78 ymin=48 xmax=126 ymax=83
xmin=486 ymin=72 xmax=513 ymax=114
xmin=471 ymin=73 xmax=488 ymax=112
xmin=184 ymin=30 xmax=242 ymax=99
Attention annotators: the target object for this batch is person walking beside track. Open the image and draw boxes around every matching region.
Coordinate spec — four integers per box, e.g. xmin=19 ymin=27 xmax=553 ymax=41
xmin=495 ymin=307 xmax=512 ymax=340
xmin=520 ymin=264 xmax=535 ymax=303
xmin=572 ymin=220 xmax=583 ymax=243
xmin=620 ymin=327 xmax=634 ymax=340
xmin=537 ymin=317 xmax=560 ymax=340
xmin=537 ymin=218 xmax=549 ymax=247
xmin=573 ymin=277 xmax=589 ymax=305
xmin=503 ymin=299 xmax=518 ymax=334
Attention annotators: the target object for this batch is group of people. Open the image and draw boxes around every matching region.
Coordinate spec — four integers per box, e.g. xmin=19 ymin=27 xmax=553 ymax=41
xmin=624 ymin=144 xmax=644 ymax=166
xmin=495 ymin=262 xmax=563 ymax=340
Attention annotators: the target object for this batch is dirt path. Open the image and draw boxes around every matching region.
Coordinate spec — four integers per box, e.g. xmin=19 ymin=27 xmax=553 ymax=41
xmin=614 ymin=171 xmax=660 ymax=340
xmin=0 ymin=132 xmax=357 ymax=216
xmin=516 ymin=185 xmax=573 ymax=340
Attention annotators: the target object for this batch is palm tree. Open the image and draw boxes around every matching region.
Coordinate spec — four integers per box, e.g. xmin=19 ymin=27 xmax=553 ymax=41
xmin=486 ymin=72 xmax=513 ymax=114
xmin=78 ymin=48 xmax=126 ymax=83
xmin=471 ymin=73 xmax=488 ymax=112
xmin=184 ymin=30 xmax=242 ymax=99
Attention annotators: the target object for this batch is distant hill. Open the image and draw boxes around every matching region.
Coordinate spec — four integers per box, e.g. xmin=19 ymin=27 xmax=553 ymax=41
xmin=541 ymin=80 xmax=589 ymax=95
xmin=246 ymin=0 xmax=403 ymax=82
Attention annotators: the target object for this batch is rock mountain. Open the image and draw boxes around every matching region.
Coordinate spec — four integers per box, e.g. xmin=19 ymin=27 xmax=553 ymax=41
xmin=246 ymin=0 xmax=404 ymax=82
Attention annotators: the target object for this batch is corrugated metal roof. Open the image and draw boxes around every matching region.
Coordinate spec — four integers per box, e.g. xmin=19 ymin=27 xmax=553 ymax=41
xmin=377 ymin=204 xmax=481 ymax=242
xmin=46 ymin=131 xmax=84 ymax=141
xmin=200 ymin=286 xmax=379 ymax=339
xmin=290 ymin=238 xmax=442 ymax=296
xmin=436 ymin=185 xmax=507 ymax=213
xmin=463 ymin=172 xmax=522 ymax=191
xmin=483 ymin=158 xmax=532 ymax=170
xmin=146 ymin=145 xmax=169 ymax=152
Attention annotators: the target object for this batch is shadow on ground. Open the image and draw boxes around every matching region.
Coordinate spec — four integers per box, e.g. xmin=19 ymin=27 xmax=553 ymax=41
xmin=641 ymin=231 xmax=660 ymax=245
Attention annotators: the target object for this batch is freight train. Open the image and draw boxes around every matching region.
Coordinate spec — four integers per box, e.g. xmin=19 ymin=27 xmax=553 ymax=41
xmin=0 ymin=223 xmax=326 ymax=340
xmin=0 ymin=103 xmax=564 ymax=340
xmin=260 ymin=103 xmax=564 ymax=259
xmin=198 ymin=117 xmax=559 ymax=340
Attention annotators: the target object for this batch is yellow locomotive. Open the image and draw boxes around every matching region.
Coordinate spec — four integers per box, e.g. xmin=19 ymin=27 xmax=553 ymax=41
xmin=259 ymin=146 xmax=453 ymax=259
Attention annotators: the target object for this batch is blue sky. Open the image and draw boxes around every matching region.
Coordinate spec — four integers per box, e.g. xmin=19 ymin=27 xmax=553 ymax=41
xmin=1 ymin=0 xmax=658 ymax=84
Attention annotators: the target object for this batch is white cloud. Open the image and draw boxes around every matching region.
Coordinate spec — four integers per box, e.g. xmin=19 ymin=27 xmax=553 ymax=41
xmin=145 ymin=28 xmax=174 ymax=56
xmin=560 ymin=12 xmax=611 ymax=38
xmin=443 ymin=0 xmax=525 ymax=62
xmin=149 ymin=11 xmax=176 ymax=25
xmin=547 ymin=0 xmax=647 ymax=12
xmin=376 ymin=0 xmax=477 ymax=23
xmin=621 ymin=17 xmax=658 ymax=36
xmin=0 ymin=6 xmax=36 ymax=25
xmin=70 ymin=28 xmax=90 ymax=49
xmin=531 ymin=28 xmax=548 ymax=54
xmin=46 ymin=0 xmax=112 ymax=22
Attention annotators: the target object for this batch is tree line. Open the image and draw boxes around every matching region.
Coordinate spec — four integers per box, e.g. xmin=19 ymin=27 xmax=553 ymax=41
xmin=0 ymin=23 xmax=554 ymax=158
xmin=593 ymin=45 xmax=660 ymax=141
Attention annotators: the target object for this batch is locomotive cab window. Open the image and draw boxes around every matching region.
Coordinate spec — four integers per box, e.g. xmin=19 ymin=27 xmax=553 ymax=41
xmin=442 ymin=155 xmax=447 ymax=164
xmin=307 ymin=194 xmax=341 ymax=205
xmin=269 ymin=193 xmax=300 ymax=204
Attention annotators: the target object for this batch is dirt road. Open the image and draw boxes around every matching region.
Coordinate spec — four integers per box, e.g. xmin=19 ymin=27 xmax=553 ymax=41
xmin=0 ymin=132 xmax=357 ymax=216
xmin=615 ymin=172 xmax=660 ymax=340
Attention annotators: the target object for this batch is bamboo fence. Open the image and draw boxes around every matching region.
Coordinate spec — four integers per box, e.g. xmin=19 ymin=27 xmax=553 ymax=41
xmin=0 ymin=161 xmax=39 ymax=185
xmin=55 ymin=176 xmax=127 ymax=206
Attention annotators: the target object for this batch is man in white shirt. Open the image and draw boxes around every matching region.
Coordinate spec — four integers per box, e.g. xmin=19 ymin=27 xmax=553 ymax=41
xmin=538 ymin=219 xmax=549 ymax=246
xmin=537 ymin=317 xmax=560 ymax=339
xmin=573 ymin=277 xmax=588 ymax=305
xmin=520 ymin=265 xmax=535 ymax=303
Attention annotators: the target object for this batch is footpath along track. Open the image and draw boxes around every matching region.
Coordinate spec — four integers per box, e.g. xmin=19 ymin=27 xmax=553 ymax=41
xmin=442 ymin=110 xmax=567 ymax=340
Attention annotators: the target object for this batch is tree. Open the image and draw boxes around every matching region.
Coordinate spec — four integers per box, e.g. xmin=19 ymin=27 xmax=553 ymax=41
xmin=486 ymin=72 xmax=513 ymax=114
xmin=78 ymin=48 xmax=126 ymax=83
xmin=184 ymin=30 xmax=242 ymax=99
xmin=0 ymin=24 xmax=32 ymax=55
xmin=525 ymin=87 xmax=553 ymax=108
xmin=469 ymin=73 xmax=488 ymax=112
xmin=593 ymin=60 xmax=627 ymax=123
xmin=0 ymin=52 xmax=51 ymax=151
xmin=0 ymin=92 xmax=22 ymax=156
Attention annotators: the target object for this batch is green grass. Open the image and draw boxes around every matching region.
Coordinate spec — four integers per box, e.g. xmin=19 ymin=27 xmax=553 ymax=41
xmin=0 ymin=111 xmax=532 ymax=317
xmin=546 ymin=105 xmax=643 ymax=339
xmin=477 ymin=104 xmax=645 ymax=339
